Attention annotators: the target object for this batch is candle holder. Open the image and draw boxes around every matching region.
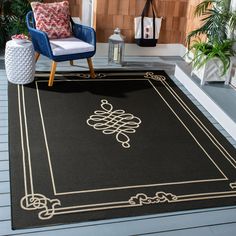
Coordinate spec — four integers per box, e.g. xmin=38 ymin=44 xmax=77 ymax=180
xmin=108 ymin=28 xmax=125 ymax=65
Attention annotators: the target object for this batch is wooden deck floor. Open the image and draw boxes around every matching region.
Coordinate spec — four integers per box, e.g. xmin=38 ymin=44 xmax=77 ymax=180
xmin=1 ymin=56 xmax=236 ymax=236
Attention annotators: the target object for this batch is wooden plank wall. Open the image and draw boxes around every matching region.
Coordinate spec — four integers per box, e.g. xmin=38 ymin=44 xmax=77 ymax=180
xmin=43 ymin=0 xmax=82 ymax=18
xmin=185 ymin=0 xmax=205 ymax=46
xmin=95 ymin=0 xmax=188 ymax=44
xmin=43 ymin=0 xmax=202 ymax=45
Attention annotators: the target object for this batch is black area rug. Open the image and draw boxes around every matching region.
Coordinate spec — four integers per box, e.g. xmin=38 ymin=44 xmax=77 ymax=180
xmin=8 ymin=70 xmax=236 ymax=229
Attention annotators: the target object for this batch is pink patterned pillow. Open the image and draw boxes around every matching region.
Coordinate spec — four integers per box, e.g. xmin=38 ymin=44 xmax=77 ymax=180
xmin=31 ymin=1 xmax=72 ymax=39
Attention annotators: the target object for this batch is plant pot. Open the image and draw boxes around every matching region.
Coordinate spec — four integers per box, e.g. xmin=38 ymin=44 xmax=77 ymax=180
xmin=191 ymin=57 xmax=232 ymax=85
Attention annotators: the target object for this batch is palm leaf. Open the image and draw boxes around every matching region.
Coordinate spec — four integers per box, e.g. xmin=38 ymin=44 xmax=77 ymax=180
xmin=194 ymin=0 xmax=216 ymax=17
xmin=188 ymin=39 xmax=235 ymax=76
xmin=187 ymin=0 xmax=233 ymax=46
xmin=229 ymin=12 xmax=236 ymax=34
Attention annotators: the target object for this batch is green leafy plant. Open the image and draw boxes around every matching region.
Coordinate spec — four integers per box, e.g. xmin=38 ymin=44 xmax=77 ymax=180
xmin=187 ymin=0 xmax=236 ymax=76
xmin=0 ymin=0 xmax=41 ymax=49
xmin=187 ymin=0 xmax=236 ymax=45
xmin=189 ymin=38 xmax=235 ymax=76
xmin=0 ymin=0 xmax=12 ymax=48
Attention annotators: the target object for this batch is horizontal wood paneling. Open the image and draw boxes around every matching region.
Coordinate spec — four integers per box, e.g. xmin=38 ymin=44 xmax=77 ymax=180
xmin=185 ymin=0 xmax=205 ymax=46
xmin=43 ymin=0 xmax=204 ymax=45
xmin=96 ymin=0 xmax=189 ymax=44
xmin=43 ymin=0 xmax=82 ymax=17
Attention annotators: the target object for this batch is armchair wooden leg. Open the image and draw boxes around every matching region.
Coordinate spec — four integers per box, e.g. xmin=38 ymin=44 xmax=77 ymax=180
xmin=48 ymin=61 xmax=57 ymax=87
xmin=70 ymin=60 xmax=74 ymax=66
xmin=87 ymin=58 xmax=96 ymax=78
xmin=35 ymin=52 xmax=40 ymax=63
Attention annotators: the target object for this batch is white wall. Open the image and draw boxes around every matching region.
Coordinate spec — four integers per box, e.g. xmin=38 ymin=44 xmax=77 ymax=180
xmin=231 ymin=0 xmax=236 ymax=10
xmin=82 ymin=0 xmax=93 ymax=26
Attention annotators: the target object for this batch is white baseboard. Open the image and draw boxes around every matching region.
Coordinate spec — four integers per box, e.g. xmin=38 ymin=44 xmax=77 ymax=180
xmin=175 ymin=64 xmax=236 ymax=141
xmin=95 ymin=43 xmax=186 ymax=57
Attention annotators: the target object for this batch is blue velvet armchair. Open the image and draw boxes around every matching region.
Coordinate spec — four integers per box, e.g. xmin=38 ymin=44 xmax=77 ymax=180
xmin=26 ymin=11 xmax=96 ymax=86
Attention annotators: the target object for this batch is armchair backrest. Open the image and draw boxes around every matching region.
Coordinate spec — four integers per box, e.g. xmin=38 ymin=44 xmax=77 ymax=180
xmin=26 ymin=11 xmax=36 ymax=30
xmin=26 ymin=11 xmax=54 ymax=59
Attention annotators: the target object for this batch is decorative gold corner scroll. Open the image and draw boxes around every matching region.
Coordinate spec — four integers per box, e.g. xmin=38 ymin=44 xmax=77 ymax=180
xmin=128 ymin=192 xmax=178 ymax=206
xmin=77 ymin=73 xmax=106 ymax=79
xmin=144 ymin=72 xmax=166 ymax=81
xmin=21 ymin=194 xmax=61 ymax=220
xmin=230 ymin=182 xmax=236 ymax=189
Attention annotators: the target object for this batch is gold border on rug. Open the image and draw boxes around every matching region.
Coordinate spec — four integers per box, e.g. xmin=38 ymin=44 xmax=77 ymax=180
xmin=17 ymin=72 xmax=236 ymax=220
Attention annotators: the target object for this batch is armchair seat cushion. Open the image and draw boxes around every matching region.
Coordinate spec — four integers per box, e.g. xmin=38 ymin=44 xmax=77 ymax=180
xmin=50 ymin=37 xmax=95 ymax=56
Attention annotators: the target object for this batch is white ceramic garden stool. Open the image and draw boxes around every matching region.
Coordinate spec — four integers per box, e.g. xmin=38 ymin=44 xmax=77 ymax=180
xmin=5 ymin=40 xmax=35 ymax=84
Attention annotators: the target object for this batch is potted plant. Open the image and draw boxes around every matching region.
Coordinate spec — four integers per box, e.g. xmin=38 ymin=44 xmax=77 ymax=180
xmin=187 ymin=0 xmax=236 ymax=85
xmin=189 ymin=38 xmax=235 ymax=85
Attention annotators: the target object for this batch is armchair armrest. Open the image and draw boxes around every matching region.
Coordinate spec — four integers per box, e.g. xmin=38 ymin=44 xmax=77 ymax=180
xmin=71 ymin=21 xmax=96 ymax=48
xmin=28 ymin=28 xmax=54 ymax=59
